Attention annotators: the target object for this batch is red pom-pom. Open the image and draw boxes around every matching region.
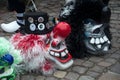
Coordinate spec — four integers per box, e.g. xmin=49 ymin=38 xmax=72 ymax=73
xmin=53 ymin=22 xmax=71 ymax=38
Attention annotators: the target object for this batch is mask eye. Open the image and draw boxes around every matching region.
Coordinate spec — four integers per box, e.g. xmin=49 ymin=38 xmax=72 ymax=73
xmin=67 ymin=1 xmax=74 ymax=6
xmin=38 ymin=17 xmax=44 ymax=22
xmin=38 ymin=23 xmax=45 ymax=30
xmin=28 ymin=17 xmax=34 ymax=23
xmin=93 ymin=28 xmax=100 ymax=34
xmin=30 ymin=23 xmax=36 ymax=31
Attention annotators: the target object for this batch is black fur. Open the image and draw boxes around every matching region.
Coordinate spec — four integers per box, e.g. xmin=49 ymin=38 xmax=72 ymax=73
xmin=102 ymin=0 xmax=110 ymax=5
xmin=59 ymin=0 xmax=111 ymax=58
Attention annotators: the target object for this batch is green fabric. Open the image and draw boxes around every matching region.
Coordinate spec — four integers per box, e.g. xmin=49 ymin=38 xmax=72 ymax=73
xmin=0 ymin=37 xmax=22 ymax=80
xmin=0 ymin=37 xmax=22 ymax=64
xmin=10 ymin=49 xmax=22 ymax=64
xmin=0 ymin=70 xmax=16 ymax=80
xmin=0 ymin=37 xmax=10 ymax=57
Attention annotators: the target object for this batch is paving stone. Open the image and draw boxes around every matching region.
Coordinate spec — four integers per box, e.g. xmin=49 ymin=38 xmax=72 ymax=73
xmin=53 ymin=71 xmax=67 ymax=78
xmin=112 ymin=42 xmax=120 ymax=48
xmin=35 ymin=75 xmax=45 ymax=80
xmin=89 ymin=57 xmax=103 ymax=63
xmin=110 ymin=53 xmax=120 ymax=59
xmin=107 ymin=48 xmax=118 ymax=54
xmin=0 ymin=32 xmax=7 ymax=36
xmin=98 ymin=61 xmax=112 ymax=67
xmin=79 ymin=76 xmax=95 ymax=80
xmin=65 ymin=72 xmax=79 ymax=80
xmin=110 ymin=28 xmax=117 ymax=33
xmin=65 ymin=67 xmax=72 ymax=71
xmin=86 ymin=71 xmax=101 ymax=78
xmin=112 ymin=32 xmax=120 ymax=37
xmin=60 ymin=79 xmax=70 ymax=80
xmin=49 ymin=13 xmax=58 ymax=17
xmin=45 ymin=77 xmax=58 ymax=80
xmin=118 ymin=38 xmax=120 ymax=43
xmin=110 ymin=62 xmax=120 ymax=74
xmin=82 ymin=61 xmax=94 ymax=68
xmin=111 ymin=36 xmax=118 ymax=42
xmin=98 ymin=72 xmax=120 ymax=80
xmin=114 ymin=10 xmax=120 ymax=14
xmin=105 ymin=58 xmax=117 ymax=64
xmin=73 ymin=59 xmax=85 ymax=65
xmin=101 ymin=53 xmax=112 ymax=59
xmin=7 ymin=17 xmax=15 ymax=22
xmin=110 ymin=20 xmax=120 ymax=25
xmin=90 ymin=65 xmax=105 ymax=73
xmin=111 ymin=13 xmax=119 ymax=20
xmin=113 ymin=24 xmax=120 ymax=30
xmin=21 ymin=75 xmax=35 ymax=80
xmin=110 ymin=23 xmax=116 ymax=28
xmin=0 ymin=19 xmax=4 ymax=23
xmin=72 ymin=66 xmax=88 ymax=74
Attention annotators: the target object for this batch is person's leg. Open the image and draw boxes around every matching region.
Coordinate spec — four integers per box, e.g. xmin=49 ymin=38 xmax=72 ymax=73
xmin=15 ymin=0 xmax=25 ymax=26
xmin=1 ymin=0 xmax=26 ymax=33
xmin=7 ymin=0 xmax=15 ymax=11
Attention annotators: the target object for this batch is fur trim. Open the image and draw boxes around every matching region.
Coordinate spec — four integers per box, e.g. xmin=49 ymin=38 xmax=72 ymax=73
xmin=10 ymin=33 xmax=51 ymax=70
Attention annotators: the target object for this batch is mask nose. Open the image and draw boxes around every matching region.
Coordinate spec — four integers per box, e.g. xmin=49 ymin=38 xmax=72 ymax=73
xmin=60 ymin=10 xmax=68 ymax=19
xmin=62 ymin=14 xmax=68 ymax=18
xmin=51 ymin=39 xmax=60 ymax=47
xmin=51 ymin=41 xmax=57 ymax=47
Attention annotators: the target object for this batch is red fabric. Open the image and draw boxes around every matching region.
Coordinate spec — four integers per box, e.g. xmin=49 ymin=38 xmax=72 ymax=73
xmin=11 ymin=33 xmax=45 ymax=54
xmin=43 ymin=60 xmax=52 ymax=71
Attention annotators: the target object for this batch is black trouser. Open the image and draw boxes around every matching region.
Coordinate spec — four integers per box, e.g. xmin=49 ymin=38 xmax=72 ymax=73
xmin=7 ymin=0 xmax=26 ymax=13
xmin=102 ymin=0 xmax=110 ymax=5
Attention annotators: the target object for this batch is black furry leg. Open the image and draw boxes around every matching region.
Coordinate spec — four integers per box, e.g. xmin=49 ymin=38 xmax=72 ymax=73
xmin=102 ymin=0 xmax=110 ymax=5
xmin=101 ymin=5 xmax=112 ymax=41
xmin=65 ymin=26 xmax=87 ymax=58
xmin=101 ymin=6 xmax=111 ymax=23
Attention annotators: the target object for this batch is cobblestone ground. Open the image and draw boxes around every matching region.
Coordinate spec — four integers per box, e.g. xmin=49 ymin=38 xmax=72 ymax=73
xmin=0 ymin=0 xmax=120 ymax=80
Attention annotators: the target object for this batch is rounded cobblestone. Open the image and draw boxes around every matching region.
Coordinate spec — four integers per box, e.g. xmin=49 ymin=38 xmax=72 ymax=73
xmin=98 ymin=72 xmax=120 ymax=80
xmin=72 ymin=66 xmax=88 ymax=74
xmin=86 ymin=71 xmax=101 ymax=78
xmin=105 ymin=58 xmax=117 ymax=64
xmin=35 ymin=76 xmax=46 ymax=80
xmin=90 ymin=65 xmax=105 ymax=73
xmin=65 ymin=72 xmax=79 ymax=80
xmin=98 ymin=61 xmax=112 ymax=67
xmin=89 ymin=57 xmax=103 ymax=63
xmin=21 ymin=75 xmax=35 ymax=80
xmin=53 ymin=71 xmax=67 ymax=78
xmin=73 ymin=59 xmax=85 ymax=65
xmin=82 ymin=61 xmax=94 ymax=68
xmin=45 ymin=77 xmax=58 ymax=80
xmin=79 ymin=76 xmax=95 ymax=80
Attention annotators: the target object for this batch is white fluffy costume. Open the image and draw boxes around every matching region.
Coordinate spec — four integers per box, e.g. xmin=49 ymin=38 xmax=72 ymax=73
xmin=10 ymin=33 xmax=53 ymax=74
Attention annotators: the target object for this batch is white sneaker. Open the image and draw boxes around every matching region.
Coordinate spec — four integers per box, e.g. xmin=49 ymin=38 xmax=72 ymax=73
xmin=1 ymin=21 xmax=21 ymax=33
